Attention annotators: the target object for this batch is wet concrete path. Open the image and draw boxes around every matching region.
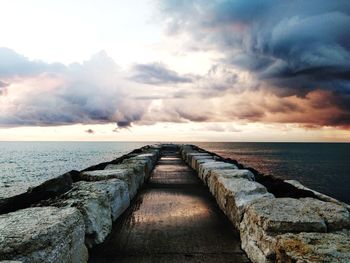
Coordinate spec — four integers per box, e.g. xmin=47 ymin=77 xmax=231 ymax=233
xmin=89 ymin=147 xmax=250 ymax=263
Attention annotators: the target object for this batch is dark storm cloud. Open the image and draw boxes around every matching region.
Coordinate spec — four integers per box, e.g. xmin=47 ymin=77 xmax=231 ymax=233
xmin=130 ymin=62 xmax=193 ymax=85
xmin=160 ymin=0 xmax=350 ymax=126
xmin=85 ymin=129 xmax=95 ymax=134
xmin=163 ymin=0 xmax=350 ymax=89
xmin=2 ymin=0 xmax=350 ymax=130
xmin=116 ymin=121 xmax=131 ymax=128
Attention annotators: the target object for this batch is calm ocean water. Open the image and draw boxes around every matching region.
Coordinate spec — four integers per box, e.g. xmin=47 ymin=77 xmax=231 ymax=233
xmin=196 ymin=142 xmax=350 ymax=204
xmin=0 ymin=142 xmax=349 ymax=203
xmin=0 ymin=142 xmax=149 ymax=197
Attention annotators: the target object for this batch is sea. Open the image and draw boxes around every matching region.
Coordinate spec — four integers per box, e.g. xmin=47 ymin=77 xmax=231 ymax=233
xmin=0 ymin=142 xmax=349 ymax=204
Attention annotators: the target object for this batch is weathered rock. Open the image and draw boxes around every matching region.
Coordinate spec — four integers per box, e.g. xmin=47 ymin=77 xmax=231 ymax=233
xmin=275 ymin=231 xmax=350 ymax=263
xmin=194 ymin=159 xmax=217 ymax=172
xmin=247 ymin=198 xmax=350 ymax=233
xmin=0 ymin=207 xmax=87 ymax=263
xmin=0 ymin=172 xmax=73 ymax=214
xmin=191 ymin=155 xmax=214 ymax=170
xmin=305 ymin=198 xmax=350 ymax=231
xmin=135 ymin=153 xmax=158 ymax=166
xmin=207 ymin=169 xmax=255 ymax=197
xmin=208 ymin=169 xmax=255 ymax=197
xmin=143 ymin=145 xmax=162 ymax=159
xmin=122 ymin=158 xmax=153 ymax=179
xmin=105 ymin=163 xmax=146 ymax=185
xmin=285 ymin=180 xmax=350 ymax=212
xmin=240 ymin=197 xmax=350 ymax=262
xmin=198 ymin=161 xmax=238 ymax=182
xmin=180 ymin=145 xmax=196 ymax=160
xmin=86 ymin=179 xmax=130 ymax=221
xmin=215 ymin=177 xmax=273 ymax=228
xmin=81 ymin=168 xmax=139 ymax=199
xmin=241 ymin=236 xmax=272 ymax=263
xmin=53 ymin=180 xmax=129 ymax=248
xmin=185 ymin=152 xmax=210 ymax=165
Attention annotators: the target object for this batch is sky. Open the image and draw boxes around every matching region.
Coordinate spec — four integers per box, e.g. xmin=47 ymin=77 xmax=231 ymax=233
xmin=0 ymin=0 xmax=350 ymax=141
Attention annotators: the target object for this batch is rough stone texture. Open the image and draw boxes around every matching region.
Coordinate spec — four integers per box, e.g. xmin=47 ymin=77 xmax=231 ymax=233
xmin=245 ymin=198 xmax=350 ymax=233
xmin=122 ymin=158 xmax=152 ymax=180
xmin=185 ymin=152 xmax=211 ymax=165
xmin=198 ymin=161 xmax=238 ymax=182
xmin=81 ymin=169 xmax=139 ymax=199
xmin=208 ymin=169 xmax=255 ymax=197
xmin=85 ymin=179 xmax=130 ymax=221
xmin=180 ymin=145 xmax=196 ymax=160
xmin=0 ymin=172 xmax=73 ymax=214
xmin=178 ymin=144 xmax=350 ymax=263
xmin=241 ymin=237 xmax=272 ymax=263
xmin=53 ymin=180 xmax=129 ymax=248
xmin=89 ymin=147 xmax=250 ymax=263
xmin=0 ymin=207 xmax=87 ymax=263
xmin=308 ymin=198 xmax=350 ymax=231
xmin=134 ymin=153 xmax=158 ymax=166
xmin=275 ymin=231 xmax=350 ymax=263
xmin=240 ymin=197 xmax=350 ymax=262
xmin=144 ymin=147 xmax=161 ymax=157
xmin=191 ymin=155 xmax=214 ymax=170
xmin=216 ymin=177 xmax=273 ymax=229
xmin=105 ymin=163 xmax=146 ymax=186
xmin=285 ymin=180 xmax=350 ymax=212
xmin=194 ymin=159 xmax=217 ymax=172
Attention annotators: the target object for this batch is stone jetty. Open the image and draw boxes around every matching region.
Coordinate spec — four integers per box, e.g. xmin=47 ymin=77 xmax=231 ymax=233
xmin=1 ymin=144 xmax=350 ymax=263
xmin=181 ymin=144 xmax=350 ymax=263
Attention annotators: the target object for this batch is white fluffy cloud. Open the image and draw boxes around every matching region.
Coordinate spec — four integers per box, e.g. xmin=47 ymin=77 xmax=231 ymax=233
xmin=0 ymin=48 xmax=150 ymax=127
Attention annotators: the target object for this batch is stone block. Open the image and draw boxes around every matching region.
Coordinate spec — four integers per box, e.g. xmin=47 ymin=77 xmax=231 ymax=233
xmin=185 ymin=152 xmax=210 ymax=165
xmin=191 ymin=155 xmax=214 ymax=170
xmin=0 ymin=172 xmax=73 ymax=214
xmin=215 ymin=177 xmax=273 ymax=228
xmin=198 ymin=161 xmax=238 ymax=182
xmin=0 ymin=207 xmax=87 ymax=263
xmin=194 ymin=159 xmax=217 ymax=172
xmin=208 ymin=169 xmax=255 ymax=197
xmin=122 ymin=158 xmax=153 ymax=179
xmin=240 ymin=197 xmax=350 ymax=262
xmin=53 ymin=180 xmax=129 ymax=247
xmin=285 ymin=180 xmax=350 ymax=212
xmin=276 ymin=231 xmax=350 ymax=263
xmin=81 ymin=169 xmax=139 ymax=199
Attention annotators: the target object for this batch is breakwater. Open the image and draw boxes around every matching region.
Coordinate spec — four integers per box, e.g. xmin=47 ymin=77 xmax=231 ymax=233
xmin=0 ymin=144 xmax=161 ymax=263
xmin=0 ymin=144 xmax=350 ymax=263
xmin=181 ymin=144 xmax=350 ymax=262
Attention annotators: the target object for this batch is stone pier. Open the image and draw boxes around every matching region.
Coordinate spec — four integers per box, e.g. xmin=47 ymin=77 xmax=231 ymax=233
xmin=1 ymin=144 xmax=350 ymax=263
xmin=89 ymin=144 xmax=249 ymax=262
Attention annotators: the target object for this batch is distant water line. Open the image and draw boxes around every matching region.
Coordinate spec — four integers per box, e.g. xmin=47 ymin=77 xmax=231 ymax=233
xmin=0 ymin=141 xmax=349 ymax=204
xmin=195 ymin=142 xmax=350 ymax=204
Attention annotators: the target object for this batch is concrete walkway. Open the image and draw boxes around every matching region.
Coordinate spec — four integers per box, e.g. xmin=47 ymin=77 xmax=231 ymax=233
xmin=89 ymin=147 xmax=250 ymax=262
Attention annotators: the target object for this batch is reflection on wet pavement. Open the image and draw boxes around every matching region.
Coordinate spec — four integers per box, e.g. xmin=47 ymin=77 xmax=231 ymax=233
xmin=89 ymin=150 xmax=250 ymax=263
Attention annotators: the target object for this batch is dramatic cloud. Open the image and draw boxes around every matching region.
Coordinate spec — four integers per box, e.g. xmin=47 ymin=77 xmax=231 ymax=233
xmin=158 ymin=0 xmax=350 ymax=127
xmin=0 ymin=48 xmax=150 ymax=127
xmin=1 ymin=1 xmax=350 ymax=131
xmin=0 ymin=47 xmax=65 ymax=78
xmin=0 ymin=81 xmax=9 ymax=87
xmin=130 ymin=62 xmax=193 ymax=85
xmin=85 ymin=128 xmax=95 ymax=134
xmin=161 ymin=0 xmax=350 ymax=88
